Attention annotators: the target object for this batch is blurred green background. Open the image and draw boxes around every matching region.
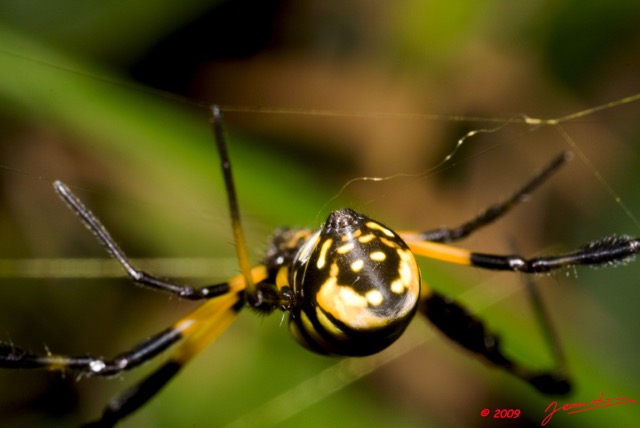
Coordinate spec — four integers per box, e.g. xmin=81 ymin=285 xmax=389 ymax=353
xmin=0 ymin=1 xmax=639 ymax=427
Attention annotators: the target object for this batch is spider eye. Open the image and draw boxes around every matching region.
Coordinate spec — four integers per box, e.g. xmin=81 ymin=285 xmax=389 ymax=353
xmin=289 ymin=208 xmax=421 ymax=356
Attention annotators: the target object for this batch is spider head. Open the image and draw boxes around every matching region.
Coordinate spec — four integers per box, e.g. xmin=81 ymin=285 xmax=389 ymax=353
xmin=288 ymin=208 xmax=421 ymax=356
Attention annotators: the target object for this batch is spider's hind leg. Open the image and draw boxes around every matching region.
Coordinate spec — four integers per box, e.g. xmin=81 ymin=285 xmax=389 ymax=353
xmin=419 ymin=290 xmax=571 ymax=395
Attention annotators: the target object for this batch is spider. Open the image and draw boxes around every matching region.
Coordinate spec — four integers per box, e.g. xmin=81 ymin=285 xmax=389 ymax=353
xmin=1 ymin=106 xmax=639 ymax=427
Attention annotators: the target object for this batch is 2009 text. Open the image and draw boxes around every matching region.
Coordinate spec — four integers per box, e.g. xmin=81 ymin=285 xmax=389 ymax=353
xmin=480 ymin=408 xmax=521 ymax=419
xmin=494 ymin=409 xmax=521 ymax=419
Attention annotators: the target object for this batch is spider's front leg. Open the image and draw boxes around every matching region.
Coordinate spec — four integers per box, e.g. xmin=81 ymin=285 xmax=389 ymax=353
xmin=0 ymin=180 xmax=241 ymax=377
xmin=53 ymin=181 xmax=229 ymax=300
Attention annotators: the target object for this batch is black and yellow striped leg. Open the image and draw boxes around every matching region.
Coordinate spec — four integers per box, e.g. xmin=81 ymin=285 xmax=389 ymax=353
xmin=420 ymin=292 xmax=571 ymax=394
xmin=0 ymin=270 xmax=256 ymax=375
xmin=81 ymin=272 xmax=251 ymax=428
xmin=401 ymin=152 xmax=571 ymax=243
xmin=0 ymin=268 xmax=261 ymax=427
xmin=210 ymin=106 xmax=256 ymax=295
xmin=404 ymin=235 xmax=640 ymax=272
xmin=53 ymin=181 xmax=226 ymax=300
xmin=406 ymin=234 xmax=639 ymax=395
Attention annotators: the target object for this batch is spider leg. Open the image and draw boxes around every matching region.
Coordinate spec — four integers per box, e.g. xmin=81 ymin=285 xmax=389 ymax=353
xmin=400 ymin=151 xmax=571 ymax=243
xmin=403 ymin=234 xmax=640 ymax=272
xmin=53 ymin=181 xmax=227 ymax=300
xmin=1 ymin=325 xmax=182 ymax=374
xmin=0 ymin=267 xmax=265 ymax=426
xmin=210 ymin=106 xmax=255 ymax=295
xmin=0 ymin=268 xmax=262 ymax=375
xmin=407 ymin=213 xmax=640 ymax=394
xmin=80 ymin=360 xmax=182 ymax=428
xmin=30 ymin=106 xmax=258 ymax=426
xmin=81 ymin=282 xmax=249 ymax=428
xmin=419 ymin=290 xmax=571 ymax=394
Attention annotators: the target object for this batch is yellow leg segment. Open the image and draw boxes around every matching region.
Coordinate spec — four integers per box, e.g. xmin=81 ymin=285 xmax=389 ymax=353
xmin=401 ymin=237 xmax=472 ymax=266
xmin=172 ymin=265 xmax=268 ymax=364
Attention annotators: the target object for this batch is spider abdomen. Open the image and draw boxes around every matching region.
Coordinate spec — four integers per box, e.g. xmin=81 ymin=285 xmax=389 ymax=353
xmin=288 ymin=209 xmax=421 ymax=356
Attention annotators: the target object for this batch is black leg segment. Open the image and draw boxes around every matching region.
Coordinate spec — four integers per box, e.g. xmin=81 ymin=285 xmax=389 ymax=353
xmin=420 ymin=292 xmax=571 ymax=395
xmin=81 ymin=361 xmax=182 ymax=428
xmin=470 ymin=235 xmax=640 ymax=273
xmin=0 ymin=327 xmax=183 ymax=377
xmin=411 ymin=152 xmax=571 ymax=243
xmin=53 ymin=181 xmax=229 ymax=300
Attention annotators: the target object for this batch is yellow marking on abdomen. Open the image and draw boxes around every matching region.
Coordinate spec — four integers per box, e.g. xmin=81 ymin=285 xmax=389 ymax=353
xmin=358 ymin=234 xmax=375 ymax=243
xmin=317 ymin=238 xmax=333 ymax=269
xmin=337 ymin=242 xmax=354 ymax=254
xmin=350 ymin=259 xmax=364 ymax=272
xmin=366 ymin=222 xmax=395 ymax=237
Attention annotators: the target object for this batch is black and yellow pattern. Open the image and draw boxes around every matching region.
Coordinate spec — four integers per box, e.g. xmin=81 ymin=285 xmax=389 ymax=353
xmin=1 ymin=108 xmax=639 ymax=426
xmin=288 ymin=208 xmax=421 ymax=356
